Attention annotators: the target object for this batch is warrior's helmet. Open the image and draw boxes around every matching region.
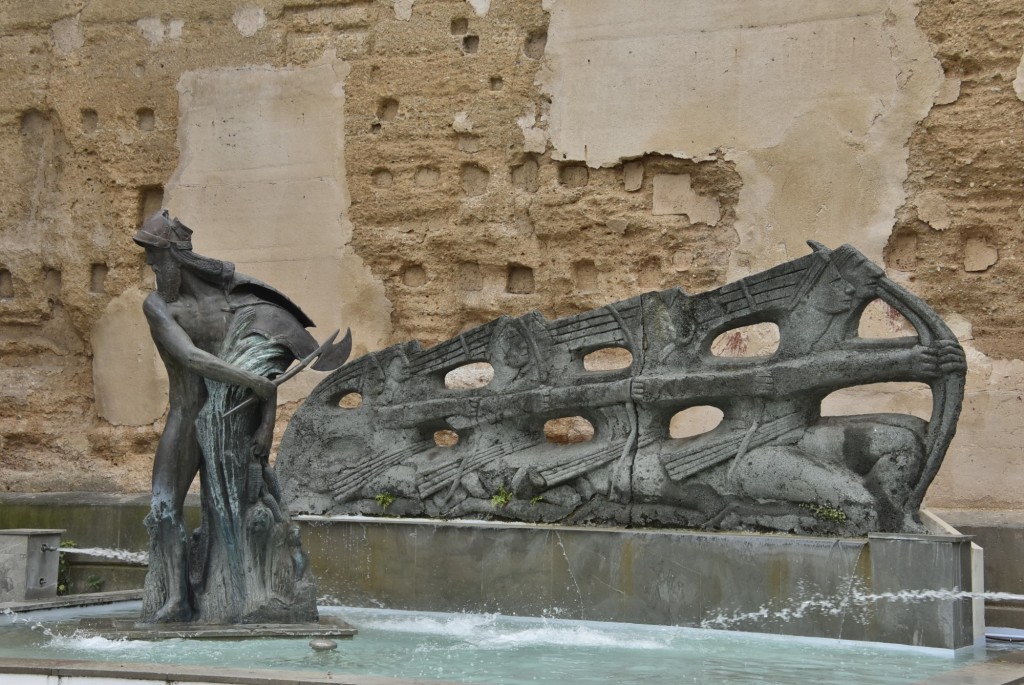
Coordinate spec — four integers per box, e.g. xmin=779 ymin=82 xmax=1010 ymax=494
xmin=133 ymin=210 xmax=234 ymax=287
xmin=133 ymin=210 xmax=193 ymax=250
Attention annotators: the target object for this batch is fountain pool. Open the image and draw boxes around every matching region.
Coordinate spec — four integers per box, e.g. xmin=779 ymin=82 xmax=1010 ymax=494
xmin=0 ymin=602 xmax=1004 ymax=685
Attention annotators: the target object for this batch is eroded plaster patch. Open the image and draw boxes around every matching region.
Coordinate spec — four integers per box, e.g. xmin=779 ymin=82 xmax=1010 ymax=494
xmin=165 ymin=55 xmax=392 ymax=401
xmin=543 ymin=0 xmax=943 ymax=278
xmin=517 ymin=109 xmax=548 ymax=153
xmin=963 ymin=239 xmax=998 ymax=272
xmin=467 ymin=0 xmax=491 ymax=16
xmin=1014 ymin=46 xmax=1024 ymax=102
xmin=394 ymin=0 xmax=415 ymax=21
xmin=916 ymin=190 xmax=952 ymax=230
xmin=935 ymin=77 xmax=961 ymax=105
xmin=232 ymin=6 xmax=267 ymax=38
xmin=92 ymin=288 xmax=168 ymax=425
xmin=652 ymin=174 xmax=721 ymax=225
xmin=453 ymin=111 xmax=473 ymax=133
xmin=136 ymin=16 xmax=183 ymax=46
xmin=51 ymin=15 xmax=84 ymax=55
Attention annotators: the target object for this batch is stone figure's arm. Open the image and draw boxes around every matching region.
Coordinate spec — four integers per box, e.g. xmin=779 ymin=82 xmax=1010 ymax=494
xmin=770 ymin=341 xmax=965 ymax=396
xmin=544 ymin=379 xmax=631 ymax=410
xmin=631 ymin=368 xmax=774 ymax=405
xmin=382 ymin=379 xmax=633 ymax=430
xmin=378 ymin=398 xmax=465 ymax=428
xmin=143 ymin=293 xmax=277 ymax=456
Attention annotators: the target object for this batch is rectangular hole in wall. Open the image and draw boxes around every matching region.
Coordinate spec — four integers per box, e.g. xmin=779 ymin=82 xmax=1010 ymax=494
xmin=90 ymin=263 xmax=108 ymax=294
xmin=43 ymin=268 xmax=62 ymax=297
xmin=0 ymin=268 xmax=13 ymax=298
xmin=139 ymin=186 xmax=164 ymax=225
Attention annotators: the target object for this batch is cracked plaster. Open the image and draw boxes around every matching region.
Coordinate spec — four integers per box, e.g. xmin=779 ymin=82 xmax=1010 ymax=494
xmin=543 ymin=0 xmax=943 ymax=279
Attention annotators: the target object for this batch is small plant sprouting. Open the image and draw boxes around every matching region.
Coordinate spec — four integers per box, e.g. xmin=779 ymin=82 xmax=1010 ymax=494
xmin=798 ymin=501 xmax=847 ymax=523
xmin=375 ymin=492 xmax=395 ymax=511
xmin=529 ymin=495 xmax=544 ymax=505
xmin=491 ymin=486 xmax=513 ymax=508
xmin=86 ymin=574 xmax=105 ymax=593
xmin=57 ymin=539 xmax=77 ymax=596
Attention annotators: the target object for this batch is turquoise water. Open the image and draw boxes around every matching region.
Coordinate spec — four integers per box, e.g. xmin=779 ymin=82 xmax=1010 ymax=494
xmin=0 ymin=602 xmax=986 ymax=684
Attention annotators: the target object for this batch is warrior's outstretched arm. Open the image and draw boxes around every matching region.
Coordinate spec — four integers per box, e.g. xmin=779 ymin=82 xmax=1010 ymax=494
xmin=143 ymin=293 xmax=276 ymax=397
xmin=143 ymin=293 xmax=277 ymax=456
xmin=770 ymin=341 xmax=965 ymax=396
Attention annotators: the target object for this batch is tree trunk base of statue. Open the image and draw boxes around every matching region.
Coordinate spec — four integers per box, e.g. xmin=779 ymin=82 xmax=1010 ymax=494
xmin=74 ymin=614 xmax=356 ymax=640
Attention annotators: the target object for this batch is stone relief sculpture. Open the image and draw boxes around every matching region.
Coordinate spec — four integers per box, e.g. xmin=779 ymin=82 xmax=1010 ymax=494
xmin=135 ymin=210 xmax=350 ymax=624
xmin=277 ymin=243 xmax=965 ymax=536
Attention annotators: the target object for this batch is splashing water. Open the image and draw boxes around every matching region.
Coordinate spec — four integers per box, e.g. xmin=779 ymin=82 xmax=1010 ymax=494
xmin=702 ymin=587 xmax=1024 ymax=630
xmin=0 ymin=602 xmax=995 ymax=685
xmin=64 ymin=547 xmax=148 ymax=564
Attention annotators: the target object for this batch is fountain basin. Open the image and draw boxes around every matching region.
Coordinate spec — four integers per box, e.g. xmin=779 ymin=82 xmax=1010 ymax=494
xmin=301 ymin=516 xmax=981 ymax=651
xmin=0 ymin=604 xmax=992 ymax=685
xmin=0 ymin=495 xmax=983 ymax=650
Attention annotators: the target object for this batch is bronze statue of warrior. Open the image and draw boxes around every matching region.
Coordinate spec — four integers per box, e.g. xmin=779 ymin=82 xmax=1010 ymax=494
xmin=135 ymin=210 xmax=348 ymax=624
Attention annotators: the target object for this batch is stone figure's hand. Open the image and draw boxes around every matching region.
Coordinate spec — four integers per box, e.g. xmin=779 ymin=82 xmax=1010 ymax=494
xmin=909 ymin=344 xmax=942 ymax=379
xmin=935 ymin=339 xmax=967 ymax=374
xmin=630 ymin=378 xmax=648 ymax=403
xmin=752 ymin=370 xmax=775 ymax=397
xmin=524 ymin=388 xmax=550 ymax=414
xmin=911 ymin=341 xmax=967 ymax=379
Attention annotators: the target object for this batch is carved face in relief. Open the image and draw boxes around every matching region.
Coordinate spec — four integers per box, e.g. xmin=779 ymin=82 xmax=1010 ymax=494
xmin=145 ymin=247 xmax=182 ymax=303
xmin=810 ymin=264 xmax=858 ymax=315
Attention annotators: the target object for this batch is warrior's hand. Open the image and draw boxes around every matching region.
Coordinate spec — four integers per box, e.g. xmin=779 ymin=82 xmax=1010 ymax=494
xmin=630 ymin=378 xmax=649 ymax=403
xmin=252 ymin=420 xmax=274 ymax=458
xmin=935 ymin=339 xmax=967 ymax=374
xmin=908 ymin=344 xmax=940 ymax=378
xmin=751 ymin=370 xmax=775 ymax=397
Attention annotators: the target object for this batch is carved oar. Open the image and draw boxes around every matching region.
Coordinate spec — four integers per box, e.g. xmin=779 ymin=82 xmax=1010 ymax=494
xmin=223 ymin=329 xmax=347 ymax=418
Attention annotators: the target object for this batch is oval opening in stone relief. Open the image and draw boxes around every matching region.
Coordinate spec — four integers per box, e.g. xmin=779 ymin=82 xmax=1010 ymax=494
xmin=710 ymin=322 xmax=780 ymax=357
xmin=444 ymin=362 xmax=495 ymax=389
xmin=583 ymin=347 xmax=634 ymax=371
xmin=820 ymin=382 xmax=932 ymax=422
xmin=337 ymin=392 xmax=363 ymax=409
xmin=669 ymin=406 xmax=724 ymax=439
xmin=858 ymin=299 xmax=917 ymax=339
xmin=434 ymin=429 xmax=459 ymax=447
xmin=544 ymin=417 xmax=595 ymax=444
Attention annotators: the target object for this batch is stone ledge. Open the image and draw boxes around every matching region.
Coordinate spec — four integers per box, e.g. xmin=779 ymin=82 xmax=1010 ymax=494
xmin=75 ymin=615 xmax=357 ymax=640
xmin=0 ymin=658 xmax=467 ymax=685
xmin=0 ymin=589 xmax=142 ymax=614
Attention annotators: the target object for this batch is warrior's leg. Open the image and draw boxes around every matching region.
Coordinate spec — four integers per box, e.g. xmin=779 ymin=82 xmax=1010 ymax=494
xmin=730 ymin=445 xmax=876 ymax=514
xmin=144 ymin=413 xmax=200 ymax=623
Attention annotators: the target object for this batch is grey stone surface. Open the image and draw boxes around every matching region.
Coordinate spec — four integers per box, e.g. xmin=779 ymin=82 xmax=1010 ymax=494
xmin=279 ymin=243 xmax=966 ymax=536
xmin=133 ymin=211 xmax=349 ymax=625
xmin=0 ymin=589 xmax=142 ymax=614
xmin=75 ymin=615 xmax=356 ymax=640
xmin=0 ymin=658 xmax=466 ymax=685
xmin=933 ymin=508 xmax=1024 ymax=629
xmin=0 ymin=530 xmax=63 ymax=602
xmin=300 ymin=516 xmax=978 ymax=650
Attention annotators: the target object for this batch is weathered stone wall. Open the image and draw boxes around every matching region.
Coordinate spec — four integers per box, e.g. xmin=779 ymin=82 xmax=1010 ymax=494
xmin=0 ymin=0 xmax=1021 ymax=511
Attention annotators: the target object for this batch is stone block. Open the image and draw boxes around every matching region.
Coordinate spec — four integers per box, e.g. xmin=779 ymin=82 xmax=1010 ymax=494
xmin=0 ymin=530 xmax=64 ymax=602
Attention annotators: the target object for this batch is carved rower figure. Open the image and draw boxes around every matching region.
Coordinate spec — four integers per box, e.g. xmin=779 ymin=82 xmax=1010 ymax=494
xmin=634 ymin=244 xmax=965 ymax=532
xmin=135 ymin=210 xmax=345 ymax=624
